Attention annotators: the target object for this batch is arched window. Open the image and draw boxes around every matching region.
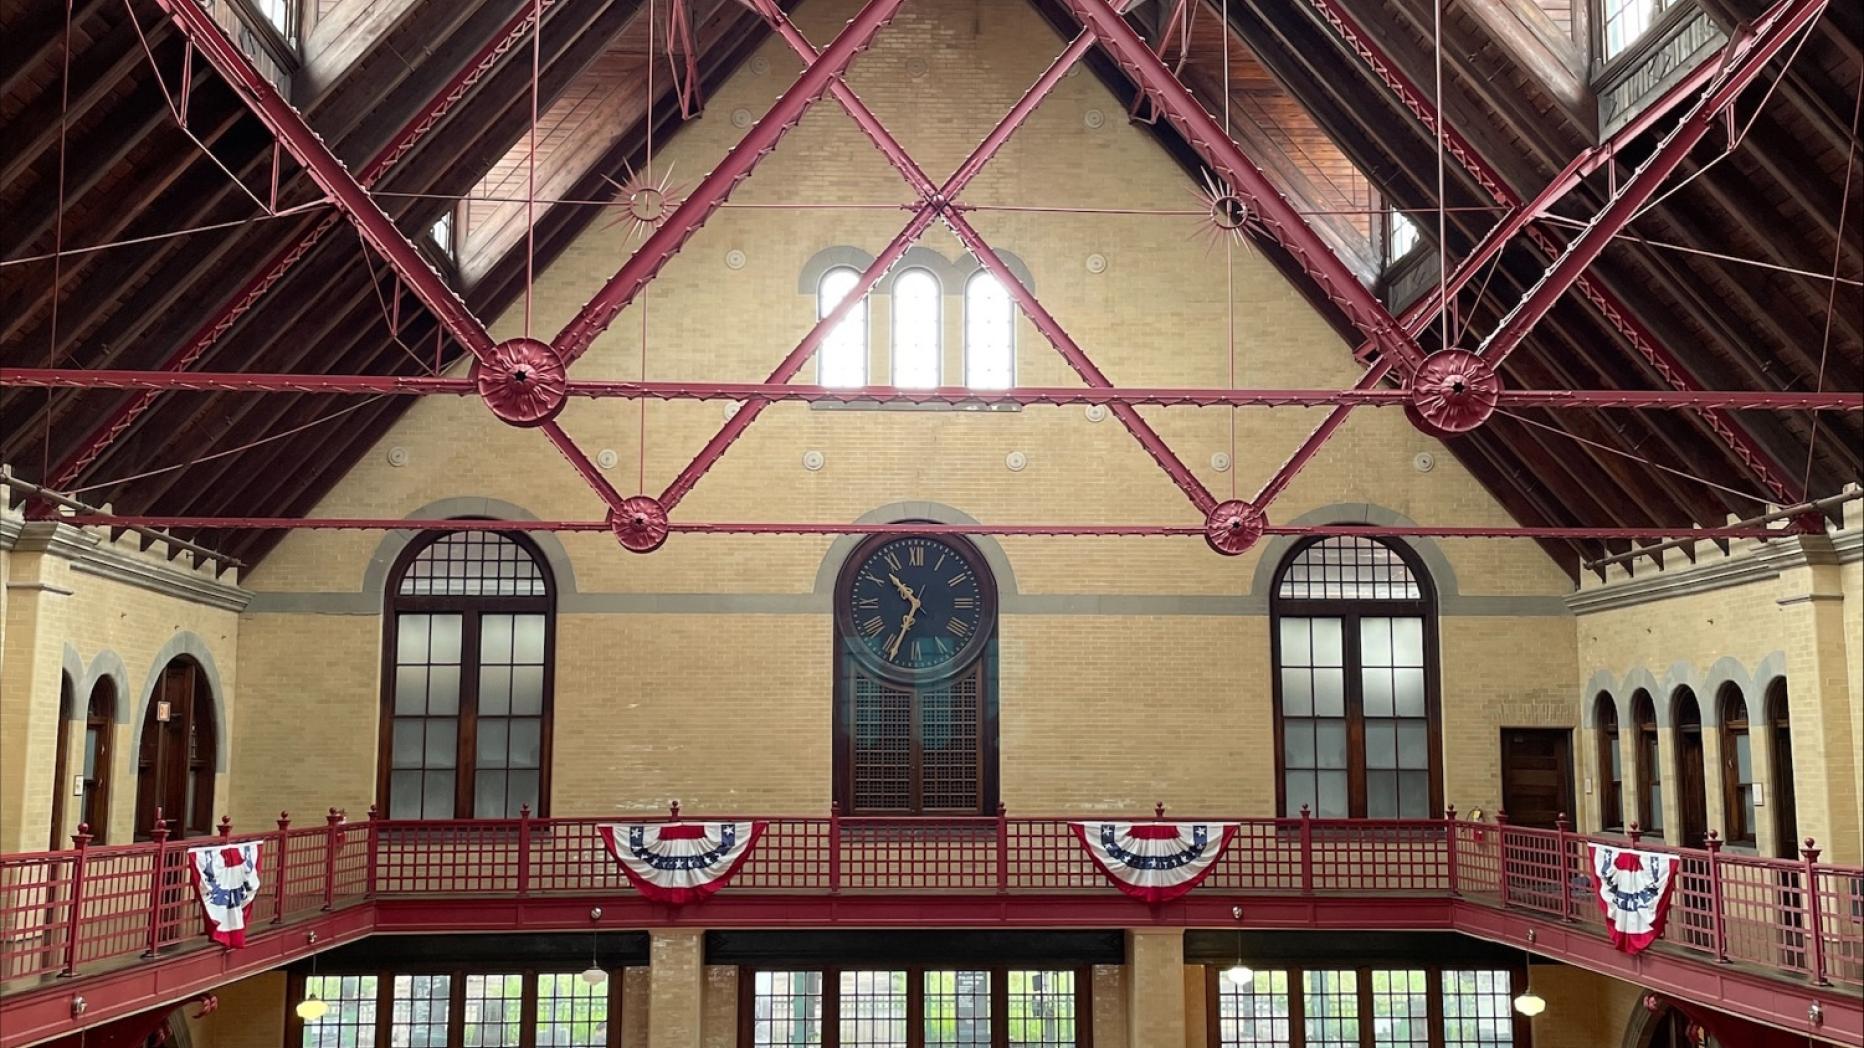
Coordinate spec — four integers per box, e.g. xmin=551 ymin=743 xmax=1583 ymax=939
xmin=1765 ymin=680 xmax=1798 ymax=858
xmin=1595 ymin=693 xmax=1623 ymax=832
xmin=135 ymin=656 xmax=217 ymax=839
xmin=80 ymin=679 xmax=116 ymax=843
xmin=1271 ymin=536 xmax=1438 ymax=819
xmin=50 ymin=675 xmax=75 ymax=849
xmin=1672 ymin=688 xmax=1707 ymax=846
xmin=382 ymin=530 xmax=555 ymax=819
xmin=891 ymin=268 xmax=941 ymax=388
xmin=1631 ymin=691 xmax=1662 ymax=837
xmin=964 ymin=270 xmax=1014 ymax=390
xmin=817 ymin=267 xmax=869 ymax=388
xmin=1719 ymin=685 xmax=1754 ymax=846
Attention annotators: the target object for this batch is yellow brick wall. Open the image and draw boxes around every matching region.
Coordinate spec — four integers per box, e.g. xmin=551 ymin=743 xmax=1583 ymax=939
xmin=224 ymin=0 xmax=1579 ymax=831
xmin=0 ymin=528 xmax=240 ymax=853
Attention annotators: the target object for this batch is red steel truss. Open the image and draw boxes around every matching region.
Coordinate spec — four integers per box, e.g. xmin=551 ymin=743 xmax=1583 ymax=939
xmin=24 ymin=0 xmax=1837 ymax=559
xmin=2 ymin=811 xmax=1858 ymax=1046
xmin=1294 ymin=0 xmax=1822 ymax=509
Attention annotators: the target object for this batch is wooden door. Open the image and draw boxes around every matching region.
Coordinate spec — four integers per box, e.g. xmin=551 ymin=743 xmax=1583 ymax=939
xmin=135 ymin=659 xmax=216 ymax=839
xmin=1677 ymin=727 xmax=1709 ymax=848
xmin=1499 ymin=729 xmax=1575 ymax=830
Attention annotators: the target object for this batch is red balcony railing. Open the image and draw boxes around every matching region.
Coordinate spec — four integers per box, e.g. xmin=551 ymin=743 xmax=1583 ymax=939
xmin=3 ymin=807 xmax=1860 ymax=996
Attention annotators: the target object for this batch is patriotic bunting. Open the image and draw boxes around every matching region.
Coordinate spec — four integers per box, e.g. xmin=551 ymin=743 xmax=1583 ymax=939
xmin=188 ymin=842 xmax=262 ymax=948
xmin=1070 ymin=822 xmax=1238 ymax=903
xmin=1589 ymin=842 xmax=1681 ymax=954
xmin=597 ymin=821 xmax=766 ymax=905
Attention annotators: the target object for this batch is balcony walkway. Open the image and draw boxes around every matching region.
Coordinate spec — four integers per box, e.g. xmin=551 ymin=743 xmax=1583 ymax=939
xmin=2 ymin=812 xmax=1859 ymax=1047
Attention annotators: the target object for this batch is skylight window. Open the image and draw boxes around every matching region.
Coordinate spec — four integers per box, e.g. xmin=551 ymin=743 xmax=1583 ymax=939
xmin=429 ymin=209 xmax=455 ymax=262
xmin=252 ymin=0 xmax=300 ymax=47
xmin=1386 ymin=211 xmax=1420 ymax=268
xmin=1601 ymin=0 xmax=1673 ymax=59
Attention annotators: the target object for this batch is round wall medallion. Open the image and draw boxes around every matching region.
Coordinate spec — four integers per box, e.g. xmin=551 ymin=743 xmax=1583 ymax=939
xmin=725 ymin=249 xmax=747 ymax=270
xmin=1407 ymin=348 xmax=1500 ymax=434
xmin=609 ymin=496 xmax=669 ymax=553
xmin=1083 ymin=108 xmax=1106 ymax=129
xmin=472 ymin=337 xmax=568 ymax=427
xmin=1066 ymin=64 xmax=1082 ymax=78
xmin=1084 ymin=404 xmax=1108 ymax=423
xmin=730 ymin=108 xmax=753 ymax=128
xmin=1204 ymin=499 xmax=1265 ymax=557
xmin=723 ymin=400 xmax=742 ymax=420
xmin=1412 ymin=451 xmax=1436 ymax=474
xmin=1211 ymin=451 xmax=1232 ymax=473
xmin=906 ymin=56 xmax=928 ymax=78
xmin=749 ymin=56 xmax=770 ymax=76
xmin=802 ymin=449 xmax=826 ymax=472
xmin=386 ymin=446 xmax=409 ymax=468
xmin=1085 ymin=253 xmax=1108 ymax=274
xmin=1211 ymin=194 xmax=1250 ymax=230
xmin=597 ymin=448 xmax=620 ymax=470
xmin=1005 ymin=450 xmax=1029 ymax=472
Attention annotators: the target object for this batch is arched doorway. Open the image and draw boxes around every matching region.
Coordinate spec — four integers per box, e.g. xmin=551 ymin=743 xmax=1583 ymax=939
xmin=135 ymin=657 xmax=217 ymax=839
xmin=1672 ymin=688 xmax=1708 ymax=847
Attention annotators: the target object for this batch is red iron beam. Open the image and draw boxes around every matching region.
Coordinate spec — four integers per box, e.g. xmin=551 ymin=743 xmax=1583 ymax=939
xmin=53 ymin=515 xmax=1786 ymax=542
xmin=1296 ymin=0 xmax=1814 ymax=507
xmin=1475 ymin=0 xmax=1830 ymax=367
xmin=551 ymin=0 xmax=908 ymax=364
xmin=7 ymin=368 xmax=1858 ymax=410
xmin=46 ymin=0 xmax=564 ymax=490
xmin=1062 ymin=0 xmax=1431 ymax=374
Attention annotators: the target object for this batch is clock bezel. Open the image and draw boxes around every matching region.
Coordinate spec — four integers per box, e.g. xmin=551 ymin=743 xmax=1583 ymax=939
xmin=833 ymin=530 xmax=999 ymax=685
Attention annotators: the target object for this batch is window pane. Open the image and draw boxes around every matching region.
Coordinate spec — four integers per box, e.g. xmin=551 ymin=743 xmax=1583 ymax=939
xmin=1214 ymin=968 xmax=1291 ymax=1047
xmin=1282 ymin=670 xmax=1314 ymax=717
xmin=1393 ymin=669 xmax=1426 ymax=717
xmin=1398 ymin=771 xmax=1431 ymax=818
xmin=512 ymin=667 xmax=546 ymax=716
xmin=430 ymin=614 xmax=463 ymax=662
xmin=301 ymin=974 xmax=378 ymax=1048
xmin=1286 ymin=771 xmax=1317 ymax=818
xmin=925 ymin=970 xmax=991 ymax=1047
xmin=1364 ymin=670 xmax=1394 ymax=717
xmin=1279 ymin=619 xmax=1311 ymax=665
xmin=397 ymin=615 xmax=430 ymax=663
xmin=475 ymin=772 xmax=508 ymax=817
xmin=1366 ymin=722 xmax=1396 ymax=769
xmin=1367 ymin=771 xmax=1398 ymax=818
xmin=1361 ymin=617 xmax=1392 ymax=665
xmin=423 ymin=772 xmax=455 ymax=818
xmin=513 ymin=614 xmax=547 ymax=664
xmin=1007 ymin=970 xmax=1076 ymax=1046
xmin=1313 ymin=670 xmax=1346 ymax=717
xmin=1314 ymin=720 xmax=1349 ymax=769
xmin=891 ymin=269 xmax=941 ymax=389
xmin=392 ymin=721 xmax=425 ymax=766
xmin=1441 ymin=970 xmax=1515 ymax=1047
xmin=391 ymin=975 xmax=451 ymax=1047
xmin=537 ymin=972 xmax=609 ymax=1047
xmin=840 ymin=971 xmax=908 ymax=1047
xmin=395 ymin=666 xmax=428 ymax=715
xmin=1316 ymin=772 xmax=1349 ymax=818
xmin=964 ymin=272 xmax=1014 ymax=389
xmin=818 ymin=268 xmax=869 ymax=388
xmin=1311 ymin=619 xmax=1343 ymax=667
xmin=424 ymin=721 xmax=457 ymax=767
xmin=480 ymin=667 xmax=512 ymax=716
xmin=482 ymin=614 xmax=514 ymax=662
xmin=464 ymin=973 xmax=524 ymax=1047
xmin=1368 ymin=969 xmax=1429 ymax=1047
xmin=1396 ymin=721 xmax=1429 ymax=769
xmin=389 ymin=771 xmax=423 ymax=819
xmin=478 ymin=721 xmax=510 ymax=767
xmin=1392 ymin=618 xmax=1423 ymax=663
xmin=1303 ymin=970 xmax=1359 ymax=1048
xmin=753 ymin=971 xmax=824 ymax=1046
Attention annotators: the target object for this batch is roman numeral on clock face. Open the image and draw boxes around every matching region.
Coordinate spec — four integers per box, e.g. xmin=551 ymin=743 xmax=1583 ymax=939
xmin=860 ymin=616 xmax=885 ymax=637
xmin=947 ymin=618 xmax=971 ymax=638
xmin=908 ymin=545 xmax=925 ymax=566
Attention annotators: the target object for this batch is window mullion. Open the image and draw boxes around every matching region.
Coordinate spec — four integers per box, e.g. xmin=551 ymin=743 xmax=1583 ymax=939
xmin=1290 ymin=968 xmax=1307 ymax=1048
xmin=447 ymin=970 xmax=467 ymax=1048
xmin=826 ymin=968 xmax=842 ymax=1048
xmin=990 ymin=968 xmax=1009 ymax=1047
xmin=457 ymin=610 xmax=482 ymax=820
xmin=907 ymin=966 xmax=925 ymax=1048
xmin=520 ymin=968 xmax=539 ymax=1048
xmin=1344 ymin=614 xmax=1368 ymax=819
xmin=1424 ymin=969 xmax=1445 ymax=1048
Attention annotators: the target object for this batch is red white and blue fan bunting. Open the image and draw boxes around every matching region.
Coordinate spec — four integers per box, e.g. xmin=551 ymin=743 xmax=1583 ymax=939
xmin=188 ymin=842 xmax=262 ymax=948
xmin=1589 ymin=842 xmax=1681 ymax=954
xmin=1070 ymin=822 xmax=1238 ymax=903
xmin=597 ymin=822 xmax=766 ymax=905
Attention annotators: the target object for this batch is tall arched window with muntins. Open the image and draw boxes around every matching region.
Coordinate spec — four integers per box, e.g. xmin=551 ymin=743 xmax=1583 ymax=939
xmin=80 ymin=679 xmax=115 ymax=842
xmin=1764 ymin=680 xmax=1797 ymax=857
xmin=1272 ymin=535 xmax=1439 ymax=819
xmin=964 ymin=270 xmax=1014 ymax=389
xmin=891 ymin=268 xmax=941 ymax=388
xmin=1631 ymin=691 xmax=1662 ymax=837
xmin=817 ymin=267 xmax=869 ymax=388
xmin=1718 ymin=685 xmax=1753 ymax=846
xmin=1673 ymin=687 xmax=1707 ymax=846
xmin=1595 ymin=693 xmax=1623 ymax=832
xmin=383 ymin=530 xmax=555 ymax=819
xmin=50 ymin=675 xmax=75 ymax=849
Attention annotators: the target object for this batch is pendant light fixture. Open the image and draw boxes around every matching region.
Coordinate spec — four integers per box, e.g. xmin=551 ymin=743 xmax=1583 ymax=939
xmin=296 ymin=935 xmax=330 ymax=1021
xmin=1222 ymin=930 xmax=1254 ymax=987
xmin=1511 ymin=942 xmax=1545 ymax=1017
xmin=581 ymin=909 xmax=607 ymax=986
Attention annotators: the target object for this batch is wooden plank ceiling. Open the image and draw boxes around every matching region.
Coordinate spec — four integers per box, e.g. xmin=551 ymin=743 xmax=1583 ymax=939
xmin=1 ymin=0 xmax=1858 ymax=576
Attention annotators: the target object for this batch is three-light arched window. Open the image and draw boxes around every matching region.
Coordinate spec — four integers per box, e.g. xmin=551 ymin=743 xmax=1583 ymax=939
xmin=1631 ymin=691 xmax=1662 ymax=837
xmin=1595 ymin=693 xmax=1623 ymax=832
xmin=1272 ymin=536 xmax=1439 ymax=819
xmin=817 ymin=267 xmax=869 ymax=388
xmin=964 ymin=270 xmax=1015 ymax=389
xmin=891 ymin=268 xmax=942 ymax=388
xmin=381 ymin=531 xmax=555 ymax=819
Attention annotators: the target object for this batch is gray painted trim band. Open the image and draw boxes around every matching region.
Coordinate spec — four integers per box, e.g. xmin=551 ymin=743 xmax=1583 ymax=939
xmin=1567 ymin=529 xmax=1860 ymax=615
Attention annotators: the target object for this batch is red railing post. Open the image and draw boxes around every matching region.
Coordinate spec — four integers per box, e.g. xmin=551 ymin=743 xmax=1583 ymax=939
xmin=1443 ymin=805 xmax=1460 ymax=897
xmin=59 ymin=825 xmax=93 ymax=976
xmin=142 ymin=810 xmax=171 ymax=957
xmin=218 ymin=814 xmax=233 ymax=841
xmin=1627 ymin=821 xmax=1644 ymax=846
xmin=365 ymin=805 xmax=380 ymax=898
xmin=995 ymin=804 xmax=1009 ymax=894
xmin=272 ymin=811 xmax=291 ymax=924
xmin=1495 ymin=810 xmax=1512 ymax=909
xmin=1801 ymin=839 xmax=1829 ymax=985
xmin=1704 ymin=831 xmax=1728 ymax=961
xmin=828 ymin=802 xmax=842 ymax=895
xmin=321 ymin=808 xmax=341 ymax=910
xmin=518 ymin=804 xmax=533 ymax=897
xmin=1299 ymin=806 xmax=1314 ymax=895
xmin=1556 ymin=813 xmax=1577 ymax=922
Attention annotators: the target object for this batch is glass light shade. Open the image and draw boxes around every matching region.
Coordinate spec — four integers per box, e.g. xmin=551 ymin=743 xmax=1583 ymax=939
xmin=1512 ymin=991 xmax=1547 ymax=1017
xmin=295 ymin=995 xmax=329 ymax=1021
xmin=580 ymin=966 xmax=608 ymax=986
xmin=1222 ymin=964 xmax=1255 ymax=987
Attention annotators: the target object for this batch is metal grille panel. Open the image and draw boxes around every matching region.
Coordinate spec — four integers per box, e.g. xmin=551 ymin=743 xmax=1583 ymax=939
xmin=398 ymin=532 xmax=547 ymax=597
xmin=1277 ymin=537 xmax=1420 ymax=601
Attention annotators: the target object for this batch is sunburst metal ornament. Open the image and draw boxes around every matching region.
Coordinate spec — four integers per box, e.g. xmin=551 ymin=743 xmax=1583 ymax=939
xmin=603 ymin=163 xmax=684 ymax=243
xmin=1189 ymin=171 xmax=1254 ymax=255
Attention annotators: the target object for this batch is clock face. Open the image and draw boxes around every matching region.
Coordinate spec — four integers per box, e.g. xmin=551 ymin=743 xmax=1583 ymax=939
xmin=841 ymin=535 xmax=993 ymax=679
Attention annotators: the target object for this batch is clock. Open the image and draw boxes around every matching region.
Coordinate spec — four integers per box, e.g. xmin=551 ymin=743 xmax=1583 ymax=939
xmin=837 ymin=534 xmax=996 ymax=682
